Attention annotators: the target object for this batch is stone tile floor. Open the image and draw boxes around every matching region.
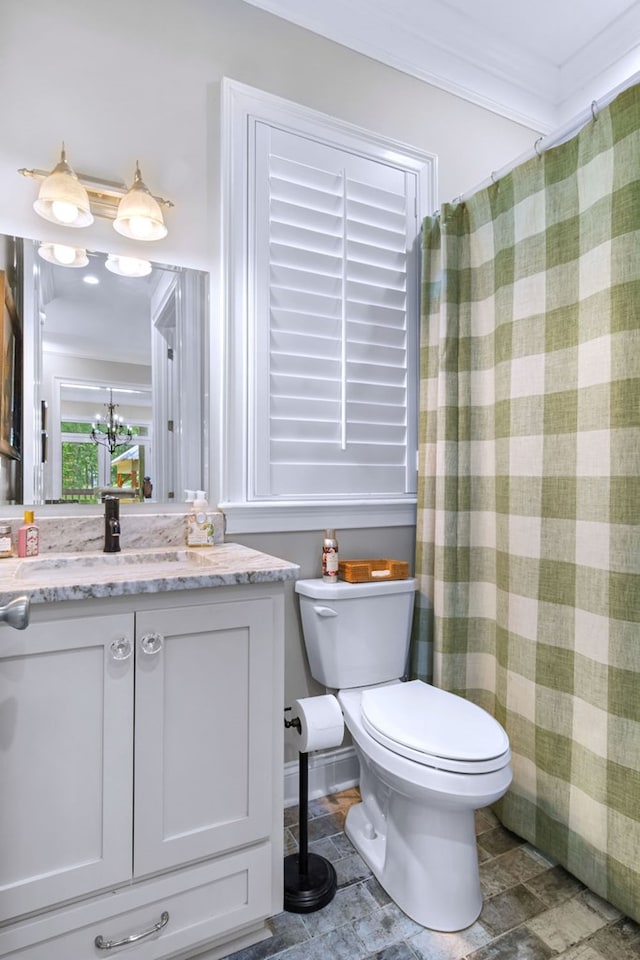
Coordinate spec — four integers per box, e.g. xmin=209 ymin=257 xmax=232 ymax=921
xmin=223 ymin=788 xmax=640 ymax=960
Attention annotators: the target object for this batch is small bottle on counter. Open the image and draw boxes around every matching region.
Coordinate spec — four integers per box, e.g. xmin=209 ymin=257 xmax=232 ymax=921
xmin=186 ymin=492 xmax=215 ymax=547
xmin=0 ymin=523 xmax=12 ymax=558
xmin=17 ymin=510 xmax=39 ymax=558
xmin=322 ymin=529 xmax=339 ymax=583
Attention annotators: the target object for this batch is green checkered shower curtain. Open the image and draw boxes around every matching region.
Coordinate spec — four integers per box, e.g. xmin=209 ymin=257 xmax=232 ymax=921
xmin=412 ymin=83 xmax=639 ymax=921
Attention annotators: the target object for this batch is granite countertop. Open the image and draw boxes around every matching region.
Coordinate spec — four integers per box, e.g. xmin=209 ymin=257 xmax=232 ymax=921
xmin=0 ymin=543 xmax=300 ymax=605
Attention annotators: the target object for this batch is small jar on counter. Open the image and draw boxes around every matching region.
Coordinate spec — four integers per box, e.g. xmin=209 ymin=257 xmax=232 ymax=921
xmin=0 ymin=523 xmax=12 ymax=558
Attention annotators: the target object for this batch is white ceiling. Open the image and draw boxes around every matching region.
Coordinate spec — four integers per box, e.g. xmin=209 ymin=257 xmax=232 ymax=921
xmin=244 ymin=0 xmax=640 ymax=132
xmin=40 ymin=256 xmax=159 ymax=367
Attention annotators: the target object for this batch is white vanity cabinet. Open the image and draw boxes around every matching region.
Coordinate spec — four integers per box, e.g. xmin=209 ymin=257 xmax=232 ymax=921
xmin=0 ymin=583 xmax=285 ymax=960
xmin=0 ymin=612 xmax=134 ymax=921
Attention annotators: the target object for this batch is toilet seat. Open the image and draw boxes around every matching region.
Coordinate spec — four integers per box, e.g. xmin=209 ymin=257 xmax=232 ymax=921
xmin=360 ymin=681 xmax=510 ymax=774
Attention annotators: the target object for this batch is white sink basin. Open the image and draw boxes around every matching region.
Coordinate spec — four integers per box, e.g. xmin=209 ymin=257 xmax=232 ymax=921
xmin=14 ymin=548 xmax=213 ymax=581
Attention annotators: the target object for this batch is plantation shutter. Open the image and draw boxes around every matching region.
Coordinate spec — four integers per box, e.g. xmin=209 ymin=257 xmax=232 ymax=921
xmin=252 ymin=123 xmax=417 ymax=500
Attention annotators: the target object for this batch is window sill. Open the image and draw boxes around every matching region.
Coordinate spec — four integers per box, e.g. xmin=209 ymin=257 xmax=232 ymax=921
xmin=218 ymin=499 xmax=417 ymax=534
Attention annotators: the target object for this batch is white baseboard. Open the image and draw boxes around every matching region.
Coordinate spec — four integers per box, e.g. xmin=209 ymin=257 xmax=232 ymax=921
xmin=283 ymin=746 xmax=359 ymax=807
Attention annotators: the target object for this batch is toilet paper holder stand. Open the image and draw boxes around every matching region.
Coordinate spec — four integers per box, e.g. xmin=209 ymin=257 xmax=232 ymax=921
xmin=283 ymin=708 xmax=338 ymax=913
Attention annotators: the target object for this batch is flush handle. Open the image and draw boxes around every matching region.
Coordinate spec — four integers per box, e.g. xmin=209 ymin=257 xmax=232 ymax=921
xmin=313 ymin=605 xmax=337 ymax=618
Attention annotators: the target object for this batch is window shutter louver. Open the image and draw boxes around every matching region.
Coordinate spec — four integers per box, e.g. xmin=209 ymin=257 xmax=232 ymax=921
xmin=252 ymin=123 xmax=418 ymax=500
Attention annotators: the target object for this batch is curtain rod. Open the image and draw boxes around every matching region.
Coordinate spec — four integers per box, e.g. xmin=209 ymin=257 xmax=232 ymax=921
xmin=454 ymin=70 xmax=640 ymax=205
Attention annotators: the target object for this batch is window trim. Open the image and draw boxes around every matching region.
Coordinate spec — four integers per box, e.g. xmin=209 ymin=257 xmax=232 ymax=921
xmin=219 ymin=78 xmax=436 ymax=533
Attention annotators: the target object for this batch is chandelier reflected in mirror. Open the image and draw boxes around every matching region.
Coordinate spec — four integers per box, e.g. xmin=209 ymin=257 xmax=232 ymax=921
xmin=91 ymin=389 xmax=133 ymax=455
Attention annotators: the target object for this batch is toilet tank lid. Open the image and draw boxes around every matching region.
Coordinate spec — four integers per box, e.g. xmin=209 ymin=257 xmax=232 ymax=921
xmin=295 ymin=578 xmax=416 ymax=599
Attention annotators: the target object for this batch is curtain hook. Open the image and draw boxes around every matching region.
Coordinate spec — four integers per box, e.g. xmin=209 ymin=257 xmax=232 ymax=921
xmin=591 ymin=100 xmax=599 ymax=122
xmin=534 ymin=136 xmax=544 ymax=158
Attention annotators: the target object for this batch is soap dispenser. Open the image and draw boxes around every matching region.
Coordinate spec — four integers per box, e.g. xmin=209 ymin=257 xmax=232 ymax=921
xmin=187 ymin=491 xmax=215 ymax=546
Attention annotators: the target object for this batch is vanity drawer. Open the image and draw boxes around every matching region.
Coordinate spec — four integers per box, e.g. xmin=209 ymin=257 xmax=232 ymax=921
xmin=0 ymin=845 xmax=273 ymax=960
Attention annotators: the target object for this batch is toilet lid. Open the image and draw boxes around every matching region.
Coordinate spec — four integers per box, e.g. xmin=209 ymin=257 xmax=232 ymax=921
xmin=361 ymin=681 xmax=510 ymax=772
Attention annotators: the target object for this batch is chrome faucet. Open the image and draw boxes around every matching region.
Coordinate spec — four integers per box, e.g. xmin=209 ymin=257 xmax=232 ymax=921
xmin=104 ymin=496 xmax=121 ymax=553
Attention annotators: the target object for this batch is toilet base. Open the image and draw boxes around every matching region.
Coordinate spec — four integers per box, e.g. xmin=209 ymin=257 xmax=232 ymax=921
xmin=345 ymin=797 xmax=483 ymax=931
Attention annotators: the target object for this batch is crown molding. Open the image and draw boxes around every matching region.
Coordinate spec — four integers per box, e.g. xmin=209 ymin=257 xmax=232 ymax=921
xmin=244 ymin=0 xmax=640 ymax=133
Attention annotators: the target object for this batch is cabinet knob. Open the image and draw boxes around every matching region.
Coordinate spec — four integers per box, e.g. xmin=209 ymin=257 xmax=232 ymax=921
xmin=110 ymin=637 xmax=133 ymax=661
xmin=140 ymin=631 xmax=164 ymax=656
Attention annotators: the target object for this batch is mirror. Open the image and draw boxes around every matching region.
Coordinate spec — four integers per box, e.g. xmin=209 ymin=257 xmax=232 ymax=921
xmin=14 ymin=238 xmax=208 ymax=506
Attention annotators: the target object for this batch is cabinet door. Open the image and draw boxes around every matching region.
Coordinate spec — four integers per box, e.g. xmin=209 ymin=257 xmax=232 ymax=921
xmin=134 ymin=597 xmax=276 ymax=876
xmin=0 ymin=613 xmax=134 ymax=921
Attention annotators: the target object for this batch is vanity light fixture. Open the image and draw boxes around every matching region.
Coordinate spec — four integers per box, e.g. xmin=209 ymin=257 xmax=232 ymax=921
xmin=37 ymin=242 xmax=89 ymax=268
xmin=20 ymin=148 xmax=173 ymax=238
xmin=105 ymin=254 xmax=152 ymax=278
xmin=91 ymin=389 xmax=134 ymax=455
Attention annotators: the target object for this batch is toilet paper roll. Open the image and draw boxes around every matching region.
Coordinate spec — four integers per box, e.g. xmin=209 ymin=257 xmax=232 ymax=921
xmin=292 ymin=695 xmax=344 ymax=753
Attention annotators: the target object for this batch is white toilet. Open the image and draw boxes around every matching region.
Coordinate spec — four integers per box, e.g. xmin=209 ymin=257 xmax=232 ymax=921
xmin=295 ymin=577 xmax=512 ymax=932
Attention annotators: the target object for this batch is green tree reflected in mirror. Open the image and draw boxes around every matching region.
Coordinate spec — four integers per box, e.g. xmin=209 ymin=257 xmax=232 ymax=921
xmin=60 ymin=420 xmax=149 ymax=503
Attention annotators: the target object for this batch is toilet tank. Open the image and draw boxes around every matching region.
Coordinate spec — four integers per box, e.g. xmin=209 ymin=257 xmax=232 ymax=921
xmin=295 ymin=578 xmax=416 ymax=689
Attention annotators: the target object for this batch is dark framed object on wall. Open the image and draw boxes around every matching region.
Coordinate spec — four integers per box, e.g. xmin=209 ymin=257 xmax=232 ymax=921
xmin=0 ymin=270 xmax=22 ymax=460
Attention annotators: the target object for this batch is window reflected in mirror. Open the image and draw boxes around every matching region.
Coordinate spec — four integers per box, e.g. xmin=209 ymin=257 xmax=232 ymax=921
xmin=58 ymin=384 xmax=151 ymax=503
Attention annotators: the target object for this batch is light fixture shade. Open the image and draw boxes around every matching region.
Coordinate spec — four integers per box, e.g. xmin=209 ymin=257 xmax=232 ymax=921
xmin=105 ymin=254 xmax=152 ymax=277
xmin=33 ymin=146 xmax=94 ymax=228
xmin=37 ymin=242 xmax=89 ymax=268
xmin=113 ymin=163 xmax=167 ymax=241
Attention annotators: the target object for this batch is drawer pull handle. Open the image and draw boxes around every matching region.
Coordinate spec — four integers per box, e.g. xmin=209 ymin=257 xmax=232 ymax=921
xmin=95 ymin=910 xmax=169 ymax=950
